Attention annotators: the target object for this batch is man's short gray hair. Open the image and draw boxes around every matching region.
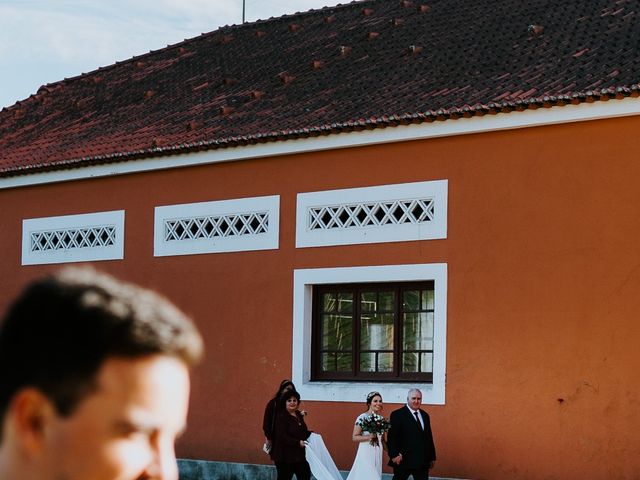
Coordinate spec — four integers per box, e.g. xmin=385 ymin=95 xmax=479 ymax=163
xmin=407 ymin=388 xmax=422 ymax=400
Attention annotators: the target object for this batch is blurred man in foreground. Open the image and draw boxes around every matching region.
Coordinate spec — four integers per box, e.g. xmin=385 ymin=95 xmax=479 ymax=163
xmin=0 ymin=267 xmax=203 ymax=480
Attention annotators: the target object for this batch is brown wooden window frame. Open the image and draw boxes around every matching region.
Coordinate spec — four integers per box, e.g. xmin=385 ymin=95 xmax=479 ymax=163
xmin=311 ymin=281 xmax=435 ymax=383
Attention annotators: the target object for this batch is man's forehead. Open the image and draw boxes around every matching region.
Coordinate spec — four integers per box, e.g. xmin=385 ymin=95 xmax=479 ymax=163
xmin=89 ymin=355 xmax=190 ymax=423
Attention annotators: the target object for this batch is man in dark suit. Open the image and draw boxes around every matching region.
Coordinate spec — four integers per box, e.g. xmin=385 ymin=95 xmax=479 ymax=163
xmin=387 ymin=388 xmax=436 ymax=480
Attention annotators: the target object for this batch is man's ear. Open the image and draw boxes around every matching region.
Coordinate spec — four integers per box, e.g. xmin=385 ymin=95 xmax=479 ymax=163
xmin=8 ymin=388 xmax=56 ymax=454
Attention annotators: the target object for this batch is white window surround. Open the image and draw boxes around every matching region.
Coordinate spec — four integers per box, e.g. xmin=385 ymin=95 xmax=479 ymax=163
xmin=292 ymin=263 xmax=447 ymax=405
xmin=154 ymin=195 xmax=279 ymax=257
xmin=22 ymin=210 xmax=125 ymax=265
xmin=296 ymin=180 xmax=447 ymax=248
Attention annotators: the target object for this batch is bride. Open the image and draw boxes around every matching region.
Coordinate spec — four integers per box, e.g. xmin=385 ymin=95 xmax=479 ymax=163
xmin=346 ymin=391 xmax=387 ymax=480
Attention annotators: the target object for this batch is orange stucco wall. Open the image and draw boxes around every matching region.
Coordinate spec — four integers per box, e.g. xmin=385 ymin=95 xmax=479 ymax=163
xmin=1 ymin=114 xmax=640 ymax=479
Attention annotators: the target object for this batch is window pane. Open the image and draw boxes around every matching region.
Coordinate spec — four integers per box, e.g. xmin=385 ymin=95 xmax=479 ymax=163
xmin=424 ymin=312 xmax=434 ymax=350
xmin=337 ymin=353 xmax=352 ymax=372
xmin=361 ymin=291 xmax=376 ymax=312
xmin=360 ymin=352 xmax=375 ymax=372
xmin=402 ymin=352 xmax=432 ymax=373
xmin=361 ymin=313 xmax=394 ymax=350
xmin=322 ymin=352 xmax=336 ymax=371
xmin=422 ymin=289 xmax=434 ymax=310
xmin=322 ymin=314 xmax=352 ymax=349
xmin=360 ymin=352 xmax=394 ymax=372
xmin=403 ymin=312 xmax=433 ymax=350
xmin=378 ymin=352 xmax=393 ymax=372
xmin=338 ymin=292 xmax=353 ymax=313
xmin=402 ymin=352 xmax=418 ymax=372
xmin=420 ymin=352 xmax=433 ymax=373
xmin=323 ymin=293 xmax=336 ymax=312
xmin=379 ymin=291 xmax=395 ymax=311
xmin=403 ymin=290 xmax=420 ymax=310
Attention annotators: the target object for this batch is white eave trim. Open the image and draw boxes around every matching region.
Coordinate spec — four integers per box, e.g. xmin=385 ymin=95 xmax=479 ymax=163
xmin=1 ymin=97 xmax=639 ymax=190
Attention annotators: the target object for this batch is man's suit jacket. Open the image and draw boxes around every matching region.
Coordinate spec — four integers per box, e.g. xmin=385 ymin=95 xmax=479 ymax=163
xmin=387 ymin=406 xmax=436 ymax=470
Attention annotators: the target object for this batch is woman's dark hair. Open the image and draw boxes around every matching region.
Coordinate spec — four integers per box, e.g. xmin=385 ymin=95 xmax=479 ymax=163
xmin=281 ymin=390 xmax=301 ymax=402
xmin=272 ymin=379 xmax=295 ymax=400
xmin=366 ymin=391 xmax=382 ymax=406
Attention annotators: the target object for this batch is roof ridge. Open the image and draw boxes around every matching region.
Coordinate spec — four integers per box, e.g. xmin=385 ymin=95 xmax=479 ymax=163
xmin=3 ymin=83 xmax=638 ymax=178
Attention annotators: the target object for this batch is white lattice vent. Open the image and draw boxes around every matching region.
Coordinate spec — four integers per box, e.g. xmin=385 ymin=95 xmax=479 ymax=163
xmin=309 ymin=199 xmax=434 ymax=231
xmin=22 ymin=211 xmax=125 ymax=265
xmin=164 ymin=212 xmax=268 ymax=242
xmin=31 ymin=226 xmax=117 ymax=252
xmin=155 ymin=196 xmax=279 ymax=257
xmin=296 ymin=180 xmax=447 ymax=248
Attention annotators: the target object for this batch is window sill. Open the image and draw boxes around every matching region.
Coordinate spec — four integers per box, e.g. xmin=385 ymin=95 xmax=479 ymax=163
xmin=295 ymin=379 xmax=444 ymax=405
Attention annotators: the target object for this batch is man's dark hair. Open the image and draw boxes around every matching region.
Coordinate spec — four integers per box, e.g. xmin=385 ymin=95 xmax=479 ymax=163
xmin=0 ymin=267 xmax=203 ymax=425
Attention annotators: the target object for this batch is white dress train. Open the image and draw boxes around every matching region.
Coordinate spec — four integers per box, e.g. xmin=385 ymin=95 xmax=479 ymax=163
xmin=305 ymin=433 xmax=343 ymax=480
xmin=345 ymin=413 xmax=383 ymax=480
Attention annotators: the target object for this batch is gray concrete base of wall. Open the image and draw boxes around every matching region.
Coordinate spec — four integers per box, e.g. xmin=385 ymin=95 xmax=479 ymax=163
xmin=179 ymin=459 xmax=463 ymax=480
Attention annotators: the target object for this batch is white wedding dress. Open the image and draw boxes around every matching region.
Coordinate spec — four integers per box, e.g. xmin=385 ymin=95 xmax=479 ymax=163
xmin=345 ymin=413 xmax=383 ymax=480
xmin=305 ymin=433 xmax=343 ymax=480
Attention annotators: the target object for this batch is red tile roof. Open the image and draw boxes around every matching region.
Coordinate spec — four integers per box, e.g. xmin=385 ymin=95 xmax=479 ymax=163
xmin=1 ymin=0 xmax=639 ymax=177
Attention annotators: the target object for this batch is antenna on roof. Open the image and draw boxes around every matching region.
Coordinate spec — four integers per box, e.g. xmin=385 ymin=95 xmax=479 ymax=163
xmin=242 ymin=0 xmax=246 ymax=23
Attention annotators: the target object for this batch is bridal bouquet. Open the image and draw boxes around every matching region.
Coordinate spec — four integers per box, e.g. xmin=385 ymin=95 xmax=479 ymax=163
xmin=357 ymin=413 xmax=391 ymax=446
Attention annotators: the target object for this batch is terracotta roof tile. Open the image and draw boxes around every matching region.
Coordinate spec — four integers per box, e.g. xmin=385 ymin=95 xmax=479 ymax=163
xmin=1 ymin=0 xmax=640 ymax=176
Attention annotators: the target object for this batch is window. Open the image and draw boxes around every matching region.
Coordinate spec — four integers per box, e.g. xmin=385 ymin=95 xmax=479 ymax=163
xmin=293 ymin=263 xmax=447 ymax=404
xmin=313 ymin=282 xmax=435 ymax=382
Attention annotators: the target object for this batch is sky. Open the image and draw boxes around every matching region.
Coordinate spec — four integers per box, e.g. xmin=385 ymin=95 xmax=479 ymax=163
xmin=0 ymin=0 xmax=338 ymax=109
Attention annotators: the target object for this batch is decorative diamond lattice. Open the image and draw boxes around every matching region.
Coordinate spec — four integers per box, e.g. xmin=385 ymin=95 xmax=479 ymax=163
xmin=30 ymin=226 xmax=117 ymax=252
xmin=164 ymin=212 xmax=269 ymax=241
xmin=309 ymin=199 xmax=435 ymax=230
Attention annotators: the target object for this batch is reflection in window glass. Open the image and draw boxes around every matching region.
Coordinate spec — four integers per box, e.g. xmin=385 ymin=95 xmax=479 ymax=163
xmin=378 ymin=352 xmax=393 ymax=372
xmin=322 ymin=353 xmax=336 ymax=371
xmin=403 ymin=290 xmax=420 ymax=310
xmin=361 ymin=313 xmax=394 ymax=350
xmin=402 ymin=352 xmax=418 ymax=373
xmin=421 ymin=352 xmax=433 ymax=373
xmin=403 ymin=351 xmax=433 ymax=374
xmin=360 ymin=292 xmax=394 ymax=375
xmin=322 ymin=314 xmax=352 ymax=349
xmin=337 ymin=353 xmax=353 ymax=372
xmin=323 ymin=293 xmax=336 ymax=312
xmin=314 ymin=282 xmax=434 ymax=381
xmin=423 ymin=289 xmax=434 ymax=310
xmin=360 ymin=352 xmax=375 ymax=372
xmin=338 ymin=292 xmax=353 ymax=313
xmin=379 ymin=291 xmax=395 ymax=311
xmin=360 ymin=352 xmax=394 ymax=372
xmin=361 ymin=291 xmax=376 ymax=312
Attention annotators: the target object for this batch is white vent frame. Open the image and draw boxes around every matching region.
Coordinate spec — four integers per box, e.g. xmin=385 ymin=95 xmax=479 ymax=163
xmin=22 ymin=210 xmax=125 ymax=265
xmin=292 ymin=263 xmax=448 ymax=405
xmin=296 ymin=180 xmax=448 ymax=248
xmin=154 ymin=195 xmax=280 ymax=257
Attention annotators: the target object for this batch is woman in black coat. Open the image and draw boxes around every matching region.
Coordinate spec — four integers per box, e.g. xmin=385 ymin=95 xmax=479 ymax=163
xmin=270 ymin=390 xmax=311 ymax=480
xmin=263 ymin=379 xmax=296 ymax=452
